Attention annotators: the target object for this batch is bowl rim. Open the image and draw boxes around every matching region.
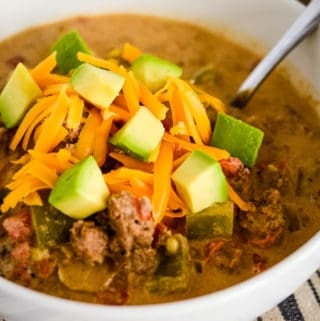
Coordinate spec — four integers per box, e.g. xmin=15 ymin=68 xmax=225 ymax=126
xmin=0 ymin=231 xmax=319 ymax=318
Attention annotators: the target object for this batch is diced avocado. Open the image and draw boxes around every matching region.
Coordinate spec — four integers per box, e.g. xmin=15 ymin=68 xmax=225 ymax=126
xmin=186 ymin=201 xmax=234 ymax=240
xmin=51 ymin=30 xmax=91 ymax=75
xmin=31 ymin=205 xmax=74 ymax=247
xmin=171 ymin=150 xmax=228 ymax=213
xmin=148 ymin=234 xmax=191 ymax=293
xmin=0 ymin=63 xmax=41 ymax=128
xmin=109 ymin=106 xmax=165 ymax=161
xmin=48 ymin=155 xmax=110 ymax=219
xmin=131 ymin=53 xmax=182 ymax=92
xmin=70 ymin=63 xmax=125 ymax=109
xmin=146 ymin=141 xmax=161 ymax=163
xmin=211 ymin=112 xmax=264 ymax=168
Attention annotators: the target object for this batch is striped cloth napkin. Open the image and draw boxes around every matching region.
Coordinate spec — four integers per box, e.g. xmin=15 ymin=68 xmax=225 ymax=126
xmin=257 ymin=269 xmax=320 ymax=321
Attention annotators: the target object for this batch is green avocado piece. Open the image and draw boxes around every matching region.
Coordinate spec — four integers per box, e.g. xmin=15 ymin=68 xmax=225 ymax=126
xmin=186 ymin=200 xmax=234 ymax=240
xmin=48 ymin=155 xmax=110 ymax=219
xmin=0 ymin=63 xmax=41 ymax=128
xmin=51 ymin=30 xmax=92 ymax=75
xmin=31 ymin=205 xmax=74 ymax=247
xmin=109 ymin=106 xmax=164 ymax=161
xmin=171 ymin=150 xmax=228 ymax=213
xmin=148 ymin=234 xmax=191 ymax=293
xmin=70 ymin=63 xmax=125 ymax=109
xmin=211 ymin=112 xmax=264 ymax=167
xmin=131 ymin=53 xmax=182 ymax=92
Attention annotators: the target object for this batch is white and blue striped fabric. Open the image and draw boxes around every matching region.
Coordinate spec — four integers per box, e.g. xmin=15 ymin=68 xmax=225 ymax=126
xmin=258 ymin=270 xmax=320 ymax=321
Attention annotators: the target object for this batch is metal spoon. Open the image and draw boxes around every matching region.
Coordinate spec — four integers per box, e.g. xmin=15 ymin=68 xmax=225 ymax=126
xmin=231 ymin=0 xmax=320 ymax=108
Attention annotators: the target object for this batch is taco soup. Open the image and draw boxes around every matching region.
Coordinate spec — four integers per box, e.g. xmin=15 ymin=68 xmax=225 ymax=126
xmin=0 ymin=14 xmax=319 ymax=305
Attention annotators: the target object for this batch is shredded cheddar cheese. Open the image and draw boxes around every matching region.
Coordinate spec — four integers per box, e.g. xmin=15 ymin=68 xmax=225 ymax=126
xmin=122 ymin=42 xmax=143 ymax=63
xmin=121 ymin=67 xmax=141 ymax=115
xmin=77 ymin=52 xmax=124 ymax=75
xmin=66 ymin=94 xmax=84 ymax=130
xmin=30 ymin=51 xmax=58 ymax=86
xmin=34 ymin=88 xmax=70 ymax=153
xmin=72 ymin=108 xmax=102 ymax=160
xmin=93 ymin=117 xmax=113 ymax=166
xmin=10 ymin=95 xmax=56 ymax=151
xmin=139 ymin=82 xmax=168 ymax=120
xmin=1 ymin=42 xmax=249 ymax=218
xmin=152 ymin=141 xmax=173 ymax=223
xmin=193 ymin=85 xmax=226 ymax=113
xmin=173 ymin=79 xmax=212 ymax=144
xmin=109 ymin=152 xmax=154 ymax=172
xmin=163 ymin=133 xmax=229 ymax=161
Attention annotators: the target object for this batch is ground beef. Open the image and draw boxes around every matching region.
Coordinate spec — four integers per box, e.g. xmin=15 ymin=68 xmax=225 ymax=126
xmin=33 ymin=255 xmax=58 ymax=279
xmin=2 ymin=210 xmax=32 ymax=242
xmin=130 ymin=248 xmax=156 ymax=274
xmin=250 ymin=162 xmax=295 ymax=201
xmin=0 ymin=209 xmax=34 ymax=283
xmin=11 ymin=241 xmax=30 ymax=265
xmin=228 ymin=167 xmax=252 ymax=200
xmin=205 ymin=240 xmax=243 ymax=270
xmin=228 ymin=158 xmax=287 ymax=245
xmin=70 ymin=220 xmax=108 ymax=265
xmin=10 ymin=242 xmax=31 ymax=284
xmin=107 ymin=192 xmax=155 ymax=253
xmin=103 ymin=191 xmax=156 ymax=273
xmin=238 ymin=188 xmax=285 ymax=242
xmin=0 ymin=238 xmax=31 ymax=283
xmin=228 ymin=160 xmax=294 ymax=204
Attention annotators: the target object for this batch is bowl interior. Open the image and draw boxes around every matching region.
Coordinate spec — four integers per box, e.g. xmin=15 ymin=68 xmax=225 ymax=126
xmin=2 ymin=0 xmax=320 ymax=94
xmin=0 ymin=1 xmax=320 ymax=321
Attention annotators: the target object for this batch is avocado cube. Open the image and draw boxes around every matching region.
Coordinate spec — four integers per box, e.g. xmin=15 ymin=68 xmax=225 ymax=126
xmin=70 ymin=63 xmax=125 ymax=109
xmin=186 ymin=201 xmax=234 ymax=240
xmin=171 ymin=150 xmax=228 ymax=213
xmin=48 ymin=156 xmax=109 ymax=219
xmin=211 ymin=112 xmax=264 ymax=168
xmin=0 ymin=63 xmax=41 ymax=128
xmin=109 ymin=106 xmax=164 ymax=161
xmin=148 ymin=234 xmax=191 ymax=293
xmin=31 ymin=205 xmax=74 ymax=247
xmin=51 ymin=30 xmax=91 ymax=75
xmin=131 ymin=53 xmax=182 ymax=92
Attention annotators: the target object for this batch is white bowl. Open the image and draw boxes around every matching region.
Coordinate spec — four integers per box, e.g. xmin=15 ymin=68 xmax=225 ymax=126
xmin=0 ymin=1 xmax=320 ymax=321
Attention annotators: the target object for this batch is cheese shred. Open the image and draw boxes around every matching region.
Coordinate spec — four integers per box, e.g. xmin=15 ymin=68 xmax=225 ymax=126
xmin=1 ymin=42 xmax=249 ymax=217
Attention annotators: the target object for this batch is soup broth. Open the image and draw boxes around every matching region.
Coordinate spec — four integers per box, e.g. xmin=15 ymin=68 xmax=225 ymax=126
xmin=0 ymin=14 xmax=319 ymax=305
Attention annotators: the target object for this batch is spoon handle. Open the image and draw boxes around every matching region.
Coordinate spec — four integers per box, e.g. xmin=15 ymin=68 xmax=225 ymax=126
xmin=231 ymin=0 xmax=320 ymax=108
